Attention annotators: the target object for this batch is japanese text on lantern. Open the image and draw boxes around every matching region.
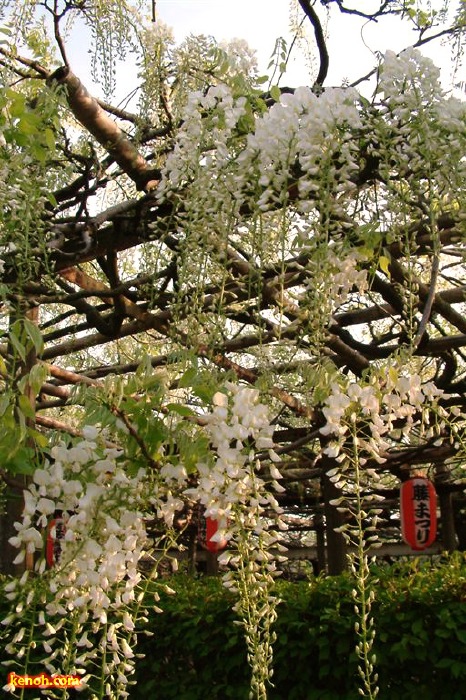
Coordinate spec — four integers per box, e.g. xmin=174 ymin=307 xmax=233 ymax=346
xmin=400 ymin=477 xmax=437 ymax=551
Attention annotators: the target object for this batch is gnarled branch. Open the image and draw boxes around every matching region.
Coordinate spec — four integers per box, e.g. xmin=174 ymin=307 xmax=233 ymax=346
xmin=298 ymin=0 xmax=329 ymax=88
xmin=48 ymin=66 xmax=159 ymax=191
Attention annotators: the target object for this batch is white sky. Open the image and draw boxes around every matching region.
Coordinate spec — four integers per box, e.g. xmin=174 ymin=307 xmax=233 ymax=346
xmin=153 ymin=0 xmax=454 ymax=88
xmin=64 ymin=0 xmax=459 ymax=102
xmin=156 ymin=0 xmax=381 ymax=85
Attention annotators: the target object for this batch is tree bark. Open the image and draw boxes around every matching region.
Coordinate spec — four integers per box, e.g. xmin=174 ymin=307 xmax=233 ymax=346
xmin=49 ymin=66 xmax=159 ymax=191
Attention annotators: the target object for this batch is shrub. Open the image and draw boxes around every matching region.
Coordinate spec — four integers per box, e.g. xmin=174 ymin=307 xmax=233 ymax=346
xmin=133 ymin=555 xmax=466 ymax=700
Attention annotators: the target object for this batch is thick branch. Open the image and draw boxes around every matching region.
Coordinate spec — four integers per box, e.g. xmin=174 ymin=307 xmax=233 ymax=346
xmin=298 ymin=0 xmax=329 ymax=87
xmin=48 ymin=67 xmax=159 ymax=191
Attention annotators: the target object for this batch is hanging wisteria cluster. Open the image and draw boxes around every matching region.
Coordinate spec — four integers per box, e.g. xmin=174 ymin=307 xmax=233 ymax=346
xmin=2 ymin=386 xmax=285 ymax=698
xmin=158 ymin=49 xmax=466 ymax=231
xmin=320 ymin=369 xmax=447 ymax=465
xmin=318 ymin=368 xmax=449 ymax=700
xmin=319 ymin=366 xmax=449 ymax=571
xmin=158 ymin=382 xmax=286 ymax=700
xmin=185 ymin=382 xmax=284 ymax=538
xmin=2 ymin=427 xmax=148 ymax=697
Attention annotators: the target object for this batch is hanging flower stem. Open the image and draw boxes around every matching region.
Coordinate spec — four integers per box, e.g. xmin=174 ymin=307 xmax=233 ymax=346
xmin=350 ymin=421 xmax=379 ymax=700
xmin=233 ymin=526 xmax=278 ymax=700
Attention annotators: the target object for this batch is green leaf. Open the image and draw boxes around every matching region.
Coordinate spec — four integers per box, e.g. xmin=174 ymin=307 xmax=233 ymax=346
xmin=18 ymin=394 xmax=35 ymax=419
xmin=44 ymin=127 xmax=56 ymax=150
xmin=24 ymin=318 xmax=44 ymax=355
xmin=165 ymin=403 xmax=195 ymax=417
xmin=9 ymin=332 xmax=26 ymax=362
xmin=7 ymin=90 xmax=26 ymax=118
xmin=0 ymin=394 xmax=10 ymax=416
xmin=8 ymin=449 xmax=36 ymax=475
xmin=193 ymin=383 xmax=214 ymax=403
xmin=270 ymin=85 xmax=281 ymax=103
xmin=28 ymin=428 xmax=48 ymax=448
xmin=27 ymin=363 xmax=48 ymax=393
xmin=46 ymin=191 xmax=58 ymax=207
xmin=18 ymin=113 xmax=39 ymax=136
xmin=379 ymin=255 xmax=391 ymax=278
xmin=178 ymin=366 xmax=197 ymax=388
xmin=452 ymin=661 xmax=466 ymax=679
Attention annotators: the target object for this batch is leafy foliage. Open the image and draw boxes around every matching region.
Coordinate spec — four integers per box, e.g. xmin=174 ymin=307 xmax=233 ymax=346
xmin=132 ymin=556 xmax=466 ymax=700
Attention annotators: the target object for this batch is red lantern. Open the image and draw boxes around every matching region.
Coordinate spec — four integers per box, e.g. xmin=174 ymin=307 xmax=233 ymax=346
xmin=46 ymin=516 xmax=66 ymax=567
xmin=400 ymin=477 xmax=437 ymax=551
xmin=206 ymin=516 xmax=228 ymax=553
xmin=198 ymin=515 xmax=228 ymax=553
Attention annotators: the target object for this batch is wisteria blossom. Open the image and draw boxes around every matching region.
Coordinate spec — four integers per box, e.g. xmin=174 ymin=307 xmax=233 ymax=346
xmin=184 ymin=383 xmax=286 ymax=699
xmin=320 ymin=370 xmax=447 ymax=465
xmin=2 ymin=433 xmax=149 ymax=698
xmin=2 ymin=385 xmax=287 ymax=698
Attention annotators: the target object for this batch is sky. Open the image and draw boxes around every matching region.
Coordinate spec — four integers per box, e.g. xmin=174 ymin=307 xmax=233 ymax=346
xmin=64 ymin=0 xmax=460 ymax=103
xmin=154 ymin=0 xmax=387 ymax=85
xmin=152 ymin=0 xmax=455 ymax=88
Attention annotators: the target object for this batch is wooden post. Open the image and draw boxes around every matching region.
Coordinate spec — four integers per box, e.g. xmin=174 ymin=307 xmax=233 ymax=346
xmin=205 ymin=551 xmax=219 ymax=576
xmin=322 ymin=472 xmax=347 ymax=575
xmin=314 ymin=510 xmax=326 ymax=575
xmin=436 ymin=465 xmax=457 ymax=552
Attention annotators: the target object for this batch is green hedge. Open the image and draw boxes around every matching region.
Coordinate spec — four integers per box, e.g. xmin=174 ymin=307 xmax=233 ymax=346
xmin=1 ymin=555 xmax=465 ymax=698
xmin=133 ymin=555 xmax=466 ymax=700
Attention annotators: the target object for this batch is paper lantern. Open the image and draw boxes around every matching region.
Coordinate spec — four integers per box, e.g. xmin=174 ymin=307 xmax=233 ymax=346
xmin=400 ymin=477 xmax=437 ymax=551
xmin=46 ymin=516 xmax=66 ymax=567
xmin=198 ymin=515 xmax=227 ymax=553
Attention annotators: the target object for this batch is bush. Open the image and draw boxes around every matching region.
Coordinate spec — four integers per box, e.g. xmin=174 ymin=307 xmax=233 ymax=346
xmin=133 ymin=554 xmax=466 ymax=699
